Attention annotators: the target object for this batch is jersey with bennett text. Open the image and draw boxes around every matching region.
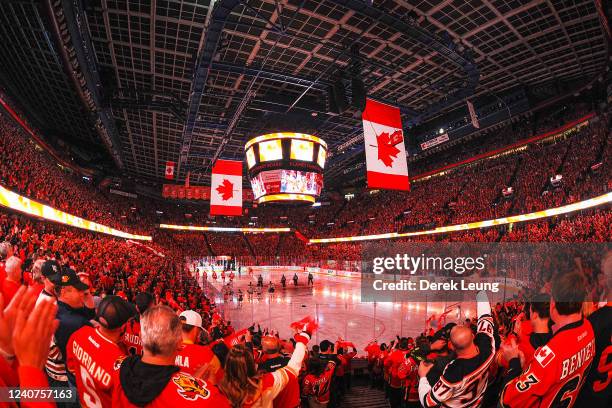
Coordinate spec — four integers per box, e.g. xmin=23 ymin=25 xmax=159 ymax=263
xmin=501 ymin=318 xmax=595 ymax=408
xmin=66 ymin=326 xmax=125 ymax=408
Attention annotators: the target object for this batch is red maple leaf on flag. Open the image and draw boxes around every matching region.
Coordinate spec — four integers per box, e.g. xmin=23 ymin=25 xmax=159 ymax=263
xmin=376 ymin=130 xmax=402 ymax=167
xmin=216 ymin=179 xmax=234 ymax=201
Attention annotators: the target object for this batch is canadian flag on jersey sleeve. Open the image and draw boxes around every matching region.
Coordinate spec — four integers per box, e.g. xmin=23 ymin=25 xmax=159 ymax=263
xmin=210 ymin=159 xmax=243 ymax=216
xmin=165 ymin=161 xmax=175 ymax=180
xmin=362 ymin=98 xmax=410 ymax=191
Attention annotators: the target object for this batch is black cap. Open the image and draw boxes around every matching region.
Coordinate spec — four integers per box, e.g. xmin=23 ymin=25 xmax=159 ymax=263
xmin=41 ymin=260 xmax=61 ymax=278
xmin=53 ymin=267 xmax=89 ymax=291
xmin=96 ymin=296 xmax=133 ymax=329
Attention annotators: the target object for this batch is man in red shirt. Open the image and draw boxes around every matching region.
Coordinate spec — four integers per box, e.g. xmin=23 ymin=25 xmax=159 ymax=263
xmin=175 ymin=310 xmax=223 ymax=384
xmin=66 ymin=295 xmax=132 ymax=408
xmin=1 ymin=256 xmax=22 ymax=304
xmin=112 ymin=305 xmax=229 ymax=407
xmin=517 ymin=293 xmax=552 ymax=366
xmin=385 ymin=337 xmax=411 ymax=408
xmin=500 ymin=272 xmax=596 ymax=408
xmin=123 ymin=292 xmax=154 ymax=356
xmin=0 ymin=241 xmax=14 ymax=286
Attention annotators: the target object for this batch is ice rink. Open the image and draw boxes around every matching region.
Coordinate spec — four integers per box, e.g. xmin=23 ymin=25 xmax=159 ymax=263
xmin=197 ymin=266 xmax=478 ymax=349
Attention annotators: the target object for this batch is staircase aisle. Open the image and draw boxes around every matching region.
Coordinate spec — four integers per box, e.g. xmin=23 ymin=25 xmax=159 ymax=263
xmin=342 ymin=385 xmax=390 ymax=408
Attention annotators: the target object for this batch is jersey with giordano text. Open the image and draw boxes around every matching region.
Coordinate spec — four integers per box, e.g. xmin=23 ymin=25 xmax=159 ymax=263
xmin=501 ymin=318 xmax=595 ymax=408
xmin=422 ymin=314 xmax=496 ymax=408
xmin=66 ymin=326 xmax=126 ymax=408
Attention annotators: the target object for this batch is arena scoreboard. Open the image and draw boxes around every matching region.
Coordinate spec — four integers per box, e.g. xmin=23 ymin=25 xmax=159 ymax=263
xmin=245 ymin=132 xmax=327 ymax=204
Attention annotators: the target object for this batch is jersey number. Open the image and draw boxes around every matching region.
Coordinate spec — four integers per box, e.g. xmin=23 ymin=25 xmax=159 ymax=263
xmin=516 ymin=374 xmax=539 ymax=392
xmin=550 ymin=375 xmax=581 ymax=408
xmin=593 ymin=344 xmax=612 ymax=392
xmin=80 ymin=366 xmax=103 ymax=408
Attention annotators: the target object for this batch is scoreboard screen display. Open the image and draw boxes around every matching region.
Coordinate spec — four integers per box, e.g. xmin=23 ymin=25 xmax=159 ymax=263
xmin=245 ymin=132 xmax=326 ymax=204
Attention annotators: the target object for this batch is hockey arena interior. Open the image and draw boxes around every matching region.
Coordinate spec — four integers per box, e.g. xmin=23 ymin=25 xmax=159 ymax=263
xmin=0 ymin=0 xmax=610 ymax=407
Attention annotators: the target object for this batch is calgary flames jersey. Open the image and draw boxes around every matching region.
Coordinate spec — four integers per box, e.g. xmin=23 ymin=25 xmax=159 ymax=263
xmin=302 ymin=363 xmax=334 ymax=404
xmin=577 ymin=305 xmax=611 ymax=406
xmin=66 ymin=326 xmax=126 ymax=408
xmin=175 ymin=343 xmax=223 ymax=384
xmin=421 ymin=314 xmax=497 ymax=408
xmin=501 ymin=318 xmax=595 ymax=408
xmin=113 ymin=371 xmax=230 ymax=407
xmin=123 ymin=319 xmax=143 ymax=356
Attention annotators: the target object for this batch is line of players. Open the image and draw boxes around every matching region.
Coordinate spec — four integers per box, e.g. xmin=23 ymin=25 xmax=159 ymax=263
xmin=217 ymin=272 xmax=315 ymax=305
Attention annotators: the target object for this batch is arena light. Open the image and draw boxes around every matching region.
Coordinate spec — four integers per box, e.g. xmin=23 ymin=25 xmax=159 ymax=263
xmin=309 ymin=191 xmax=612 ymax=243
xmin=258 ymin=194 xmax=316 ymax=204
xmin=158 ymin=224 xmax=291 ymax=233
xmin=244 ymin=132 xmax=327 ymax=151
xmin=0 ymin=185 xmax=152 ymax=241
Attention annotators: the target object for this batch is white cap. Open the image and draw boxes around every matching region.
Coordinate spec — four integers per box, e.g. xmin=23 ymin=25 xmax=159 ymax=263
xmin=179 ymin=310 xmax=203 ymax=329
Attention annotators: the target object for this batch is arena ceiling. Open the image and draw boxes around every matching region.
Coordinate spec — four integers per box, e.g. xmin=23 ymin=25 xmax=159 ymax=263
xmin=0 ymin=0 xmax=608 ymax=187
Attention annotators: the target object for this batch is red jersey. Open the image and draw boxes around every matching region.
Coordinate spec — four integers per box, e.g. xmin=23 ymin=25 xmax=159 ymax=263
xmin=501 ymin=318 xmax=596 ymax=408
xmin=397 ymin=355 xmax=419 ymax=402
xmin=385 ymin=349 xmax=409 ymax=388
xmin=112 ymin=371 xmax=230 ymax=407
xmin=302 ymin=365 xmax=334 ymax=404
xmin=123 ymin=319 xmax=142 ymax=356
xmin=66 ymin=326 xmax=125 ymax=408
xmin=175 ymin=343 xmax=223 ymax=384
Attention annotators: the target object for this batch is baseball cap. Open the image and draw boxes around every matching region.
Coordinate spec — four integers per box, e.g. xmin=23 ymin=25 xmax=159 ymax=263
xmin=41 ymin=260 xmax=61 ymax=278
xmin=96 ymin=295 xmax=133 ymax=329
xmin=179 ymin=310 xmax=203 ymax=329
xmin=52 ymin=267 xmax=89 ymax=290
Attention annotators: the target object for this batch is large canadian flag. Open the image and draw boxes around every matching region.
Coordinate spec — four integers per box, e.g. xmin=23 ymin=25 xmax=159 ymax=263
xmin=165 ymin=161 xmax=175 ymax=180
xmin=210 ymin=160 xmax=243 ymax=216
xmin=362 ymin=98 xmax=410 ymax=191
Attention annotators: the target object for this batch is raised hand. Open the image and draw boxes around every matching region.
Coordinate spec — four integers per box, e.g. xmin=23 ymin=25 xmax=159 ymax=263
xmin=13 ymin=297 xmax=59 ymax=369
xmin=0 ymin=286 xmax=37 ymax=356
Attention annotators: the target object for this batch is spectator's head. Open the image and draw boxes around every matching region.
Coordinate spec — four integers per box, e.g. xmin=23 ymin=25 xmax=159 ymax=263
xmin=41 ymin=260 xmax=61 ymax=292
xmin=179 ymin=310 xmax=203 ymax=344
xmin=261 ymin=336 xmax=280 ymax=355
xmin=529 ymin=293 xmax=550 ymax=322
xmin=5 ymin=256 xmax=22 ymax=282
xmin=134 ymin=292 xmax=154 ymax=315
xmin=96 ymin=295 xmax=132 ymax=338
xmin=550 ymin=272 xmax=586 ymax=320
xmin=140 ymin=305 xmax=182 ymax=359
xmin=449 ymin=325 xmax=475 ymax=355
xmin=398 ymin=337 xmax=410 ymax=350
xmin=0 ymin=241 xmax=12 ymax=261
xmin=219 ymin=344 xmax=258 ymax=407
xmin=53 ymin=267 xmax=88 ymax=308
xmin=307 ymin=358 xmax=324 ymax=376
xmin=319 ymin=339 xmax=334 ymax=353
xmin=31 ymin=259 xmax=45 ymax=284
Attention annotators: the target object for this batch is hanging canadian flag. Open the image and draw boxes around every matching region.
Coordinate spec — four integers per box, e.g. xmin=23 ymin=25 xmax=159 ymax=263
xmin=210 ymin=159 xmax=243 ymax=216
xmin=362 ymin=98 xmax=410 ymax=191
xmin=467 ymin=100 xmax=480 ymax=129
xmin=165 ymin=161 xmax=175 ymax=180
